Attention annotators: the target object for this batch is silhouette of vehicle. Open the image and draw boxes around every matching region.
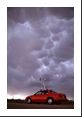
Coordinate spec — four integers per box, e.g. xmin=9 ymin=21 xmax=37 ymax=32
xmin=25 ymin=89 xmax=67 ymax=104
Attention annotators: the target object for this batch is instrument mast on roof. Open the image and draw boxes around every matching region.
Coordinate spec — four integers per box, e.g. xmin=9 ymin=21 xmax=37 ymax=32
xmin=39 ymin=77 xmax=47 ymax=90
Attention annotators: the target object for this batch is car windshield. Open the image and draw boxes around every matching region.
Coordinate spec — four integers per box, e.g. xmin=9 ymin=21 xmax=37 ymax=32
xmin=35 ymin=91 xmax=42 ymax=95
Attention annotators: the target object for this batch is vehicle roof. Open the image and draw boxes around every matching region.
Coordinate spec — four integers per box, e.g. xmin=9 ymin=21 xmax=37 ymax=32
xmin=39 ymin=89 xmax=55 ymax=92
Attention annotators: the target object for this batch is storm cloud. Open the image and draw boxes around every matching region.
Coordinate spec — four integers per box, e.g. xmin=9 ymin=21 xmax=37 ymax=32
xmin=7 ymin=7 xmax=74 ymax=99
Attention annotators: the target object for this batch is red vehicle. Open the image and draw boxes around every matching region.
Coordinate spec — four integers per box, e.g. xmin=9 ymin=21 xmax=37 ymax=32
xmin=25 ymin=89 xmax=67 ymax=104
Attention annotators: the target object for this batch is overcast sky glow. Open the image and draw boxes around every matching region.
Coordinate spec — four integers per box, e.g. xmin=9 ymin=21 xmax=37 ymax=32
xmin=7 ymin=7 xmax=74 ymax=99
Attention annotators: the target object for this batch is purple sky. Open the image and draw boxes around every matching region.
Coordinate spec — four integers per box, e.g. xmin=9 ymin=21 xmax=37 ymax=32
xmin=7 ymin=7 xmax=74 ymax=99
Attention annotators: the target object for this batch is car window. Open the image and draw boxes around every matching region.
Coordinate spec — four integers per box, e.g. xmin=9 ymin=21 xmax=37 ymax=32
xmin=41 ymin=90 xmax=48 ymax=94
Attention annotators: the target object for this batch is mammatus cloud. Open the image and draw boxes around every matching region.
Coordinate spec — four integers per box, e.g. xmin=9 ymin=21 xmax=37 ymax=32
xmin=7 ymin=7 xmax=74 ymax=99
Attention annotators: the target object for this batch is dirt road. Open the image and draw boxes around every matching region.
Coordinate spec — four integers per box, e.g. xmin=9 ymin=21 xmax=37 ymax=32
xmin=7 ymin=102 xmax=74 ymax=109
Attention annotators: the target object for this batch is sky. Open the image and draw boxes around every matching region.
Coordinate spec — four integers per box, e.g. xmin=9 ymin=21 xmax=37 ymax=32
xmin=7 ymin=7 xmax=74 ymax=100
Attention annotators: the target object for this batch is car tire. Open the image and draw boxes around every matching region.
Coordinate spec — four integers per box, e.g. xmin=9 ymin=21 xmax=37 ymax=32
xmin=26 ymin=98 xmax=32 ymax=104
xmin=47 ymin=98 xmax=53 ymax=104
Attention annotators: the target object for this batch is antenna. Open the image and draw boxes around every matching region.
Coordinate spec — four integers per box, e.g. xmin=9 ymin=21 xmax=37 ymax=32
xmin=39 ymin=77 xmax=47 ymax=90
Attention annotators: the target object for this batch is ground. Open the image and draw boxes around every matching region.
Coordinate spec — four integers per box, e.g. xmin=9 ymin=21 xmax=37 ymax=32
xmin=7 ymin=100 xmax=74 ymax=109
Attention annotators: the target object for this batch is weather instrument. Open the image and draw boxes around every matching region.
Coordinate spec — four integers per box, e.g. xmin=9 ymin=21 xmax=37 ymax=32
xmin=39 ymin=77 xmax=47 ymax=90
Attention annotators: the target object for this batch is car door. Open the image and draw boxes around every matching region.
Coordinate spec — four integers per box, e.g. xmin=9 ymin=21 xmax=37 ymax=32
xmin=40 ymin=91 xmax=48 ymax=102
xmin=32 ymin=91 xmax=42 ymax=102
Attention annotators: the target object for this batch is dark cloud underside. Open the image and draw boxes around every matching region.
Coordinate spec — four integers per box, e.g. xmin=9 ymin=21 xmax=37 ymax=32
xmin=7 ymin=7 xmax=74 ymax=99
